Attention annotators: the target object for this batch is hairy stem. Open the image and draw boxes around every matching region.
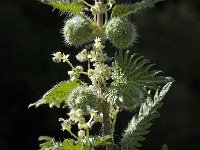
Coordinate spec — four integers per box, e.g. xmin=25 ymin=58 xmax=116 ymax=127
xmin=96 ymin=1 xmax=114 ymax=149
xmin=98 ymin=82 xmax=114 ymax=150
xmin=102 ymin=99 xmax=113 ymax=150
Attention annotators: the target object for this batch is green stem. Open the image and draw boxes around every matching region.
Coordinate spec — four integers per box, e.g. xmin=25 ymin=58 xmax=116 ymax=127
xmin=82 ymin=0 xmax=93 ymax=7
xmin=111 ymin=108 xmax=119 ymax=136
xmin=95 ymin=0 xmax=114 ymax=149
xmin=85 ymin=126 xmax=90 ymax=149
xmin=67 ymin=129 xmax=79 ymax=139
xmin=67 ymin=60 xmax=75 ymax=69
xmin=81 ymin=71 xmax=88 ymax=75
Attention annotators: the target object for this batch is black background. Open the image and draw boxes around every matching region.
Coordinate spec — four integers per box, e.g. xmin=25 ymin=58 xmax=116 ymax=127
xmin=1 ymin=0 xmax=200 ymax=149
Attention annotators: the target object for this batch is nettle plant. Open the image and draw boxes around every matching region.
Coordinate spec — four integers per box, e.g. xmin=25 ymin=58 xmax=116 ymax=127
xmin=29 ymin=0 xmax=174 ymax=150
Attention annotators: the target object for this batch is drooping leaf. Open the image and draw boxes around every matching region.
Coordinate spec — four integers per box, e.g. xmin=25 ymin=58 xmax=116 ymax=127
xmin=109 ymin=50 xmax=173 ymax=110
xmin=111 ymin=0 xmax=164 ymax=17
xmin=40 ymin=0 xmax=85 ymax=13
xmin=38 ymin=136 xmax=62 ymax=150
xmin=38 ymin=137 xmax=88 ymax=150
xmin=29 ymin=80 xmax=80 ymax=108
xmin=90 ymin=135 xmax=112 ymax=147
xmin=120 ymin=82 xmax=173 ymax=150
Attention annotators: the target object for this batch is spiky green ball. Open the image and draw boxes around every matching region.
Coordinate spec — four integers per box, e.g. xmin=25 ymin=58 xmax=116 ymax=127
xmin=109 ymin=87 xmax=143 ymax=110
xmin=67 ymin=85 xmax=100 ymax=113
xmin=105 ymin=17 xmax=137 ymax=49
xmin=115 ymin=87 xmax=144 ymax=110
xmin=62 ymin=16 xmax=94 ymax=46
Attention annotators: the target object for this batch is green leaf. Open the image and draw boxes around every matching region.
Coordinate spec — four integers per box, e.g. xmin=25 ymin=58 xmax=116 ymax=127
xmin=91 ymin=135 xmax=112 ymax=147
xmin=39 ymin=136 xmax=53 ymax=141
xmin=38 ymin=136 xmax=62 ymax=150
xmin=111 ymin=0 xmax=164 ymax=17
xmin=120 ymin=82 xmax=173 ymax=150
xmin=40 ymin=0 xmax=85 ymax=13
xmin=38 ymin=137 xmax=88 ymax=150
xmin=29 ymin=80 xmax=80 ymax=108
xmin=63 ymin=139 xmax=86 ymax=150
xmin=109 ymin=50 xmax=173 ymax=110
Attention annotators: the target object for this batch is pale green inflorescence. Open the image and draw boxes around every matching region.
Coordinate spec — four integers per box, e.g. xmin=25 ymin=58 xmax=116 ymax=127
xmin=62 ymin=15 xmax=94 ymax=46
xmin=105 ymin=17 xmax=137 ymax=49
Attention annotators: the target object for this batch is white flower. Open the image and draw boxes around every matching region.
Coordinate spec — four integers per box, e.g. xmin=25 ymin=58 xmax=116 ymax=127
xmin=68 ymin=109 xmax=83 ymax=123
xmin=76 ymin=49 xmax=88 ymax=62
xmin=88 ymin=69 xmax=94 ymax=76
xmin=68 ymin=66 xmax=83 ymax=80
xmin=62 ymin=54 xmax=70 ymax=62
xmin=78 ymin=122 xmax=88 ymax=130
xmin=52 ymin=51 xmax=62 ymax=63
xmin=94 ymin=37 xmax=101 ymax=43
xmin=95 ymin=63 xmax=112 ymax=79
xmin=94 ymin=113 xmax=103 ymax=123
xmin=78 ymin=130 xmax=85 ymax=138
xmin=68 ymin=70 xmax=74 ymax=76
xmin=59 ymin=118 xmax=71 ymax=131
xmin=88 ymin=51 xmax=97 ymax=62
xmin=75 ymin=66 xmax=83 ymax=73
xmin=88 ymin=108 xmax=97 ymax=117
xmin=88 ymin=63 xmax=112 ymax=82
xmin=94 ymin=37 xmax=105 ymax=51
xmin=97 ymin=52 xmax=109 ymax=62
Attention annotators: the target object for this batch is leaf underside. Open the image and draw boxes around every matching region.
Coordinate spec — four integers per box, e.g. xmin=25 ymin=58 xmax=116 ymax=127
xmin=40 ymin=0 xmax=85 ymax=13
xmin=111 ymin=0 xmax=164 ymax=17
xmin=120 ymin=82 xmax=173 ymax=150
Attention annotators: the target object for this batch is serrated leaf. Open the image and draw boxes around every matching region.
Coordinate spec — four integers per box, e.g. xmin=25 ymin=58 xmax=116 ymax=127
xmin=109 ymin=50 xmax=173 ymax=110
xmin=63 ymin=139 xmax=85 ymax=150
xmin=120 ymin=82 xmax=173 ymax=150
xmin=111 ymin=0 xmax=164 ymax=17
xmin=29 ymin=80 xmax=80 ymax=108
xmin=40 ymin=0 xmax=85 ymax=13
xmin=38 ymin=136 xmax=62 ymax=150
xmin=91 ymin=135 xmax=111 ymax=147
xmin=39 ymin=136 xmax=53 ymax=141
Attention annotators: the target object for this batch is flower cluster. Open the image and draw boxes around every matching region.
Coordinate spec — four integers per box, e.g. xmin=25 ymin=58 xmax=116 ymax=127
xmin=68 ymin=66 xmax=84 ymax=81
xmin=52 ymin=52 xmax=70 ymax=63
xmin=52 ymin=38 xmax=112 ymax=141
xmin=59 ymin=107 xmax=103 ymax=140
xmin=76 ymin=37 xmax=112 ymax=84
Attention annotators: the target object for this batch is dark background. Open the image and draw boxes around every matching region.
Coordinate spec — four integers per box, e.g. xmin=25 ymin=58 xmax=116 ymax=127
xmin=1 ymin=0 xmax=200 ymax=149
